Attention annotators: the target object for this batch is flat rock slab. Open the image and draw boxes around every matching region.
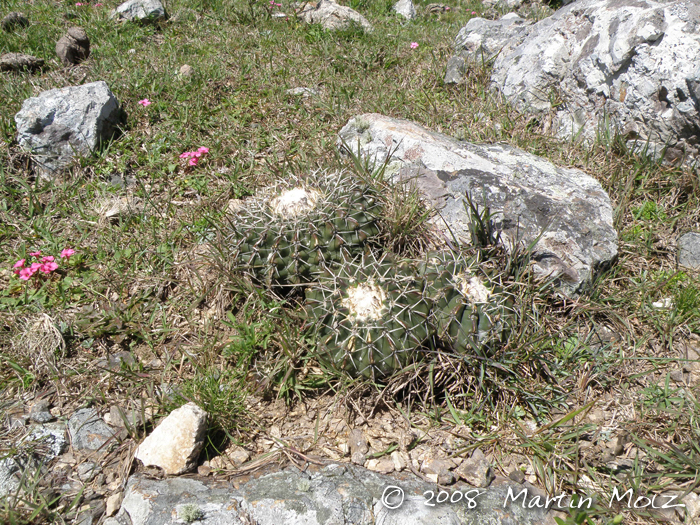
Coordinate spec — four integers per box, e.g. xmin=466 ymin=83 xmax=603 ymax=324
xmin=106 ymin=464 xmax=562 ymax=525
xmin=15 ymin=81 xmax=125 ymax=175
xmin=338 ymin=113 xmax=618 ymax=296
xmin=446 ymin=0 xmax=700 ymax=164
xmin=297 ymin=0 xmax=373 ymax=32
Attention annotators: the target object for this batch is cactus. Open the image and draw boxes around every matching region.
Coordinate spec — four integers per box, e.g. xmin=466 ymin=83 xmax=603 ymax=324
xmin=305 ymin=252 xmax=433 ymax=380
xmin=224 ymin=171 xmax=382 ymax=288
xmin=419 ymin=251 xmax=514 ymax=356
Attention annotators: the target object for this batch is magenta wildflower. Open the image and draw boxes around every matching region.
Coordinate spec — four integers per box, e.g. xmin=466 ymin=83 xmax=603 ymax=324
xmin=13 ymin=259 xmax=25 ymax=269
xmin=410 ymin=42 xmax=419 ymax=49
xmin=29 ymin=251 xmax=41 ymax=257
xmin=19 ymin=268 xmax=35 ymax=280
xmin=60 ymin=248 xmax=76 ymax=260
xmin=138 ymin=99 xmax=152 ymax=107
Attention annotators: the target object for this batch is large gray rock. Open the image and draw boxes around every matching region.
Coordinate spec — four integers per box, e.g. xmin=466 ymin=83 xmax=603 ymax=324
xmin=15 ymin=81 xmax=125 ymax=175
xmin=111 ymin=0 xmax=167 ymax=22
xmin=338 ymin=113 xmax=618 ymax=296
xmin=297 ymin=0 xmax=373 ymax=32
xmin=446 ymin=0 xmax=700 ymax=164
xmin=108 ymin=464 xmax=562 ymax=525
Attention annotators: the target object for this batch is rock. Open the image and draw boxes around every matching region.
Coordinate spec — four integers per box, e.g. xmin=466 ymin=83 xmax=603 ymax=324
xmin=29 ymin=398 xmax=54 ymax=423
xmin=0 ymin=53 xmax=44 ymax=73
xmin=0 ymin=458 xmax=22 ymax=498
xmin=297 ymin=0 xmax=373 ymax=32
xmin=111 ymin=0 xmax=167 ymax=22
xmin=338 ymin=113 xmax=618 ymax=296
xmin=23 ymin=423 xmax=67 ymax=459
xmin=108 ymin=465 xmax=561 ymax=525
xmin=135 ymin=402 xmax=208 ymax=475
xmin=348 ymin=428 xmax=369 ymax=465
xmin=366 ymin=457 xmax=395 ymax=474
xmin=15 ymin=81 xmax=126 ymax=175
xmin=77 ymin=462 xmax=101 ymax=482
xmin=2 ymin=12 xmax=29 ymax=31
xmin=391 ymin=450 xmax=407 ymax=472
xmin=179 ymin=64 xmax=194 ymax=77
xmin=456 ymin=448 xmax=495 ymax=487
xmin=682 ymin=492 xmax=700 ymax=521
xmin=68 ymin=408 xmax=118 ymax=451
xmin=286 ymin=87 xmax=319 ymax=97
xmin=393 ymin=0 xmax=416 ymax=20
xmin=444 ymin=14 xmax=533 ymax=84
xmin=509 ymin=469 xmax=525 ymax=483
xmin=420 ymin=458 xmax=456 ymax=485
xmin=55 ymin=26 xmax=90 ymax=66
xmin=447 ymin=0 xmax=700 ymax=165
xmin=678 ymin=232 xmax=700 ymax=269
xmin=105 ymin=492 xmax=123 ymax=517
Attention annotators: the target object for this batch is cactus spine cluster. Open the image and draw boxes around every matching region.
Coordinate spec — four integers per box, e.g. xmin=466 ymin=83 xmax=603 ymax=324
xmin=305 ymin=252 xmax=433 ymax=380
xmin=224 ymin=171 xmax=382 ymax=288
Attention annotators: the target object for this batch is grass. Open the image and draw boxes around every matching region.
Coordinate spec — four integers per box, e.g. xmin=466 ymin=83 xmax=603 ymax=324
xmin=2 ymin=0 xmax=700 ymax=524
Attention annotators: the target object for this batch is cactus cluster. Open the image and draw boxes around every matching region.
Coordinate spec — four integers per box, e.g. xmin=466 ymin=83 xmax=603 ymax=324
xmin=225 ymin=171 xmax=516 ymax=380
xmin=305 ymin=252 xmax=433 ymax=380
xmin=224 ymin=171 xmax=382 ymax=288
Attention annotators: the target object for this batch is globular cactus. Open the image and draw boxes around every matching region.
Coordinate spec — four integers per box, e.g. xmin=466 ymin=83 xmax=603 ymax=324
xmin=224 ymin=171 xmax=382 ymax=288
xmin=305 ymin=251 xmax=434 ymax=380
xmin=419 ymin=251 xmax=515 ymax=356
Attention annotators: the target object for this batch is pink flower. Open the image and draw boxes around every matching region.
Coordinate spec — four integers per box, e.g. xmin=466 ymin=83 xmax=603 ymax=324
xmin=40 ymin=261 xmax=58 ymax=274
xmin=60 ymin=248 xmax=75 ymax=260
xmin=29 ymin=251 xmax=41 ymax=257
xmin=138 ymin=99 xmax=152 ymax=107
xmin=445 ymin=6 xmax=450 ymax=10
xmin=30 ymin=262 xmax=42 ymax=271
xmin=41 ymin=256 xmax=55 ymax=263
xmin=75 ymin=2 xmax=85 ymax=6
xmin=19 ymin=267 xmax=35 ymax=280
xmin=180 ymin=147 xmax=209 ymax=166
xmin=95 ymin=2 xmax=103 ymax=5
xmin=188 ymin=157 xmax=199 ymax=166
xmin=410 ymin=42 xmax=419 ymax=49
xmin=13 ymin=259 xmax=26 ymax=269
xmin=197 ymin=147 xmax=209 ymax=155
xmin=471 ymin=10 xmax=477 ymax=14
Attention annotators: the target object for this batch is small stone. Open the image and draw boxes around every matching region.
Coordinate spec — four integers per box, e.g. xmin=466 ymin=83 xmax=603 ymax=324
xmin=391 ymin=450 xmax=406 ymax=472
xmin=2 ymin=12 xmax=29 ymax=31
xmin=77 ymin=462 xmax=101 ymax=482
xmin=366 ymin=457 xmax=395 ymax=474
xmin=670 ymin=369 xmax=687 ymax=384
xmin=179 ymin=64 xmax=194 ymax=77
xmin=652 ymin=297 xmax=674 ymax=309
xmin=105 ymin=492 xmax=122 ymax=517
xmin=285 ymin=87 xmax=318 ymax=97
xmin=421 ymin=458 xmax=456 ymax=485
xmin=108 ymin=405 xmax=144 ymax=429
xmin=197 ymin=465 xmax=212 ymax=476
xmin=68 ymin=408 xmax=118 ymax=451
xmin=229 ymin=446 xmax=251 ymax=466
xmin=348 ymin=429 xmax=369 ymax=465
xmin=24 ymin=423 xmax=68 ymax=460
xmin=681 ymin=492 xmax=700 ymax=520
xmin=55 ymin=27 xmax=90 ymax=66
xmin=29 ymin=399 xmax=54 ymax=423
xmin=509 ymin=469 xmax=525 ymax=483
xmin=455 ymin=448 xmax=494 ymax=487
xmin=135 ymin=402 xmax=208 ymax=475
xmin=678 ymin=233 xmax=700 ymax=269
xmin=0 ymin=53 xmax=44 ymax=73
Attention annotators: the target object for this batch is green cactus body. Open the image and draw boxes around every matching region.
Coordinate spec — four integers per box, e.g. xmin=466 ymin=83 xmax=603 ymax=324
xmin=305 ymin=252 xmax=433 ymax=380
xmin=225 ymin=171 xmax=382 ymax=288
xmin=420 ymin=251 xmax=514 ymax=356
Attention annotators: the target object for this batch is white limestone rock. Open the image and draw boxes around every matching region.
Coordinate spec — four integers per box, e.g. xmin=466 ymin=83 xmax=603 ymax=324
xmin=135 ymin=402 xmax=208 ymax=475
xmin=297 ymin=0 xmax=373 ymax=32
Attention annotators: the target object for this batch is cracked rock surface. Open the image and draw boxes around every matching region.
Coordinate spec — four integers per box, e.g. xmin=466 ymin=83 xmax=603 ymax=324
xmin=446 ymin=0 xmax=700 ymax=165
